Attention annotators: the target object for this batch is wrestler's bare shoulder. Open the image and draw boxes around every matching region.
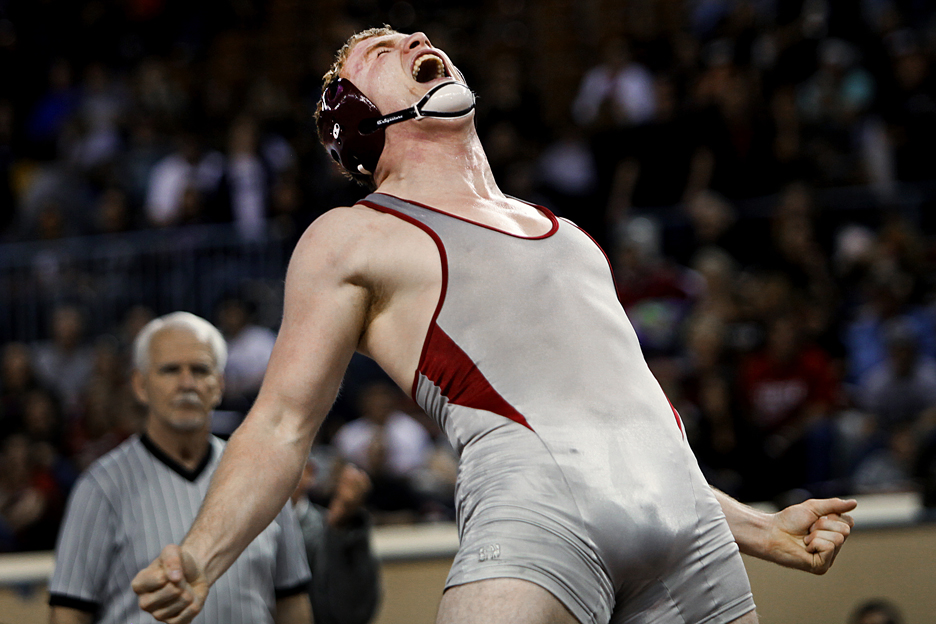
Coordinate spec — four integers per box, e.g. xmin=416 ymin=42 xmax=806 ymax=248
xmin=289 ymin=202 xmax=439 ymax=287
xmin=285 ymin=202 xmax=439 ymax=386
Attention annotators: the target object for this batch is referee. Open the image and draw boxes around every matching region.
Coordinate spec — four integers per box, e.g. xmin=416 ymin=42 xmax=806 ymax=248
xmin=48 ymin=312 xmax=313 ymax=624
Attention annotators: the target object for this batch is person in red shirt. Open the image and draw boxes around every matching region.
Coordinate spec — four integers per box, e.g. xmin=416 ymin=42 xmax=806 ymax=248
xmin=737 ymin=313 xmax=840 ymax=500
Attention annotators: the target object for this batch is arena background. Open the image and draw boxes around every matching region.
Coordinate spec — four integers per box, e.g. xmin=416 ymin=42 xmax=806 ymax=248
xmin=1 ymin=0 xmax=935 ymax=622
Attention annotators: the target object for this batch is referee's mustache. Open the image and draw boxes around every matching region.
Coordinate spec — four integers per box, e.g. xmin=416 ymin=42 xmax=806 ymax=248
xmin=171 ymin=392 xmax=203 ymax=407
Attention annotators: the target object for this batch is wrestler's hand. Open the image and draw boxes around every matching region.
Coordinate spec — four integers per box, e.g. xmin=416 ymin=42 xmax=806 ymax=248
xmin=132 ymin=544 xmax=209 ymax=624
xmin=766 ymin=498 xmax=857 ymax=574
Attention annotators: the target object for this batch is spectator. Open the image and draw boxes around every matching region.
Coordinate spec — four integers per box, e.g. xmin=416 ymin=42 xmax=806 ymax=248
xmin=30 ymin=304 xmax=96 ymax=414
xmin=92 ymin=187 xmax=134 ymax=234
xmin=68 ymin=335 xmax=142 ymax=471
xmin=882 ymin=30 xmax=936 ymax=184
xmin=612 ymin=216 xmax=703 ymax=356
xmin=858 ymin=317 xmax=936 ymax=431
xmin=680 ymin=313 xmax=743 ymax=495
xmin=604 ymin=74 xmax=708 ymax=220
xmin=852 ymin=421 xmax=919 ymax=493
xmin=20 ymin=388 xmax=77 ymax=494
xmin=1 ymin=342 xmax=46 ymax=439
xmin=144 ymin=129 xmax=226 ymax=228
xmin=291 ymin=459 xmax=381 ymax=624
xmin=216 ymin=295 xmax=277 ymax=414
xmin=797 ymin=38 xmax=876 ymax=186
xmin=25 ymin=58 xmax=80 ymax=160
xmin=333 ymin=381 xmax=433 ymax=516
xmin=572 ymin=37 xmax=656 ymax=130
xmin=226 ymin=115 xmax=270 ymax=241
xmin=844 ymin=268 xmax=936 ymax=383
xmin=62 ymin=62 xmax=129 ymax=175
xmin=849 ymin=598 xmax=904 ymax=624
xmin=0 ymin=433 xmax=63 ymax=552
xmin=736 ymin=313 xmax=840 ymax=499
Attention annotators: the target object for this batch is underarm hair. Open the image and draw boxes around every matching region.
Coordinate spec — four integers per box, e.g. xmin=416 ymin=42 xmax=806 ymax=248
xmin=352 ymin=275 xmax=389 ymax=344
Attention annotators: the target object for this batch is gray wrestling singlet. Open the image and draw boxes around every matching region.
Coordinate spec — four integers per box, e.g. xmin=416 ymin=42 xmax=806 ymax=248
xmin=360 ymin=193 xmax=755 ymax=624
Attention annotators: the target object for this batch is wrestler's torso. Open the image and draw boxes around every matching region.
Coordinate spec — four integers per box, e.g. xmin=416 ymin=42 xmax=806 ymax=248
xmin=348 ymin=193 xmax=554 ymax=392
xmin=327 ymin=193 xmax=749 ymax=622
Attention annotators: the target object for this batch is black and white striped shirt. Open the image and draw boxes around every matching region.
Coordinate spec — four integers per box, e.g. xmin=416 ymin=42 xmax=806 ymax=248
xmin=49 ymin=434 xmax=311 ymax=624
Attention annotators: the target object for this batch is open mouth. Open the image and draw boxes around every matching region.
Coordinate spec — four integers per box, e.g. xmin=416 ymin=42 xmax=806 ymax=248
xmin=412 ymin=53 xmax=449 ymax=83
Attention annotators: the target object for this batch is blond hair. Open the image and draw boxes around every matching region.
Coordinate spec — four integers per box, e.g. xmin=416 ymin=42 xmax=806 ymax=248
xmin=314 ymin=26 xmax=399 ymax=128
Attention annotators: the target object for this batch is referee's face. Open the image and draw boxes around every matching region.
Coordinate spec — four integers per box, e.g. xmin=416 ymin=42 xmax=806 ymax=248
xmin=133 ymin=327 xmax=223 ymax=434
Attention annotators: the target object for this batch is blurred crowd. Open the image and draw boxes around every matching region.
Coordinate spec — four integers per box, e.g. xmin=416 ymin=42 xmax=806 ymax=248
xmin=2 ymin=0 xmax=936 ymax=552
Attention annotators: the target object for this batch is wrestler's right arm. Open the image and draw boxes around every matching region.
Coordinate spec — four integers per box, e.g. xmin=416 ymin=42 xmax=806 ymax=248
xmin=713 ymin=488 xmax=857 ymax=575
xmin=132 ymin=208 xmax=377 ymax=623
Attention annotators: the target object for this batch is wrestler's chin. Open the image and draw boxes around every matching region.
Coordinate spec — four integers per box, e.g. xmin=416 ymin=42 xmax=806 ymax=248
xmin=416 ymin=112 xmax=476 ymax=135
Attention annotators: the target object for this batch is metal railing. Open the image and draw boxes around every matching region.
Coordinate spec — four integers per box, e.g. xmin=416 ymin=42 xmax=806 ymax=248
xmin=0 ymin=225 xmax=291 ymax=343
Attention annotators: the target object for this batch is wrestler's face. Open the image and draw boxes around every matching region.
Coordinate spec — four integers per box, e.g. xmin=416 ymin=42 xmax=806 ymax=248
xmin=342 ymin=31 xmax=466 ymax=116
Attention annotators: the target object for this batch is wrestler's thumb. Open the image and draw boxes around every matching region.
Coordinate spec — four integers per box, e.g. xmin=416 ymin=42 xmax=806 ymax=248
xmin=807 ymin=497 xmax=858 ymax=517
xmin=160 ymin=544 xmax=185 ymax=583
xmin=180 ymin=549 xmax=201 ymax=583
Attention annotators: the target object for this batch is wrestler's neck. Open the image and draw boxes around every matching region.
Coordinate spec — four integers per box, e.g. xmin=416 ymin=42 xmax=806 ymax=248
xmin=372 ymin=123 xmax=546 ymax=231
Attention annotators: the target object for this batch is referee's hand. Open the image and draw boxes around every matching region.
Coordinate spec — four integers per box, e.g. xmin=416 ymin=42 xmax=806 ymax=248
xmin=132 ymin=544 xmax=209 ymax=624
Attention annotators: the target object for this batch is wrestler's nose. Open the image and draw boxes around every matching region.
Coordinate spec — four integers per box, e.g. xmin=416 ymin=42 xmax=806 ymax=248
xmin=406 ymin=32 xmax=430 ymax=50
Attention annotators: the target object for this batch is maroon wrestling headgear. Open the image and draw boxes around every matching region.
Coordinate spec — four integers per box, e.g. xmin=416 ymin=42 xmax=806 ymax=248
xmin=317 ymin=78 xmax=385 ymax=184
xmin=318 ymin=77 xmax=476 ymax=185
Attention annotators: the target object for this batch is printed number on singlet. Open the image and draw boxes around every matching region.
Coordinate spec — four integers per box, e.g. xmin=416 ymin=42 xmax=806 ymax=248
xmin=478 ymin=544 xmax=500 ymax=562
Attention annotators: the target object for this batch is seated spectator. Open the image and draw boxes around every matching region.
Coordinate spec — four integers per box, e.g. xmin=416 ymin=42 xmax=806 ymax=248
xmin=736 ymin=313 xmax=840 ymax=500
xmin=333 ymin=381 xmax=433 ymax=518
xmin=20 ymin=388 xmax=78 ymax=496
xmin=796 ymin=38 xmax=876 ymax=186
xmin=612 ymin=216 xmax=703 ymax=356
xmin=291 ymin=458 xmax=381 ymax=624
xmin=857 ymin=317 xmax=936 ymax=431
xmin=68 ymin=335 xmax=142 ymax=471
xmin=30 ymin=303 xmax=96 ymax=414
xmin=849 ymin=598 xmax=904 ymax=624
xmin=1 ymin=342 xmax=46 ymax=439
xmin=844 ymin=269 xmax=936 ymax=382
xmin=25 ymin=58 xmax=80 ymax=160
xmin=216 ymin=295 xmax=277 ymax=414
xmin=144 ymin=128 xmax=226 ymax=227
xmin=0 ymin=433 xmax=63 ymax=551
xmin=679 ymin=314 xmax=743 ymax=496
xmin=226 ymin=115 xmax=270 ymax=241
xmin=882 ymin=29 xmax=936 ymax=185
xmin=572 ymin=37 xmax=656 ymax=130
xmin=852 ymin=422 xmax=918 ymax=493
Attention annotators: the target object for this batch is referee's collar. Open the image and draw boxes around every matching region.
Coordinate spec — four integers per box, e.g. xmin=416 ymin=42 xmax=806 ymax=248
xmin=140 ymin=433 xmax=214 ymax=482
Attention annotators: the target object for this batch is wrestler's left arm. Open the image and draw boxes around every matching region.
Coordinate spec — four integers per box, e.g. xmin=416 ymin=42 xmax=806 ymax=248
xmin=712 ymin=488 xmax=857 ymax=575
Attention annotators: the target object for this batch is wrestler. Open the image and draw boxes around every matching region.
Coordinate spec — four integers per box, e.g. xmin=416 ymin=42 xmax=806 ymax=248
xmin=132 ymin=27 xmax=856 ymax=624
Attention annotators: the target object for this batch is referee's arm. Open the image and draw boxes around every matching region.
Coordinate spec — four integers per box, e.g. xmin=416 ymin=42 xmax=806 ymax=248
xmin=275 ymin=593 xmax=313 ymax=624
xmin=49 ymin=606 xmax=93 ymax=624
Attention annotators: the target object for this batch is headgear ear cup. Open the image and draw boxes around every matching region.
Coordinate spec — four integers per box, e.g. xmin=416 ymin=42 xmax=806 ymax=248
xmin=316 ymin=78 xmax=386 ymax=185
xmin=317 ymin=78 xmax=476 ymax=185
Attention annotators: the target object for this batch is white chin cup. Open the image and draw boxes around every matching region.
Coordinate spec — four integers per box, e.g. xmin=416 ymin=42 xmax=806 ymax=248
xmin=417 ymin=81 xmax=475 ymax=118
xmin=358 ymin=81 xmax=476 ymax=136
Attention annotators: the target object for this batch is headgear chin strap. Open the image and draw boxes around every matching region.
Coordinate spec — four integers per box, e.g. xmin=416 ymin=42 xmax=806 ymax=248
xmin=358 ymin=81 xmax=476 ymax=136
xmin=317 ymin=79 xmax=476 ymax=182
